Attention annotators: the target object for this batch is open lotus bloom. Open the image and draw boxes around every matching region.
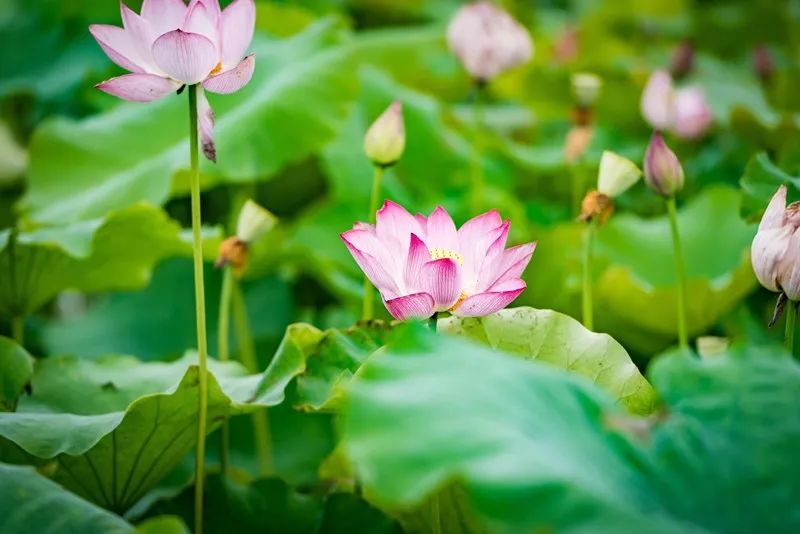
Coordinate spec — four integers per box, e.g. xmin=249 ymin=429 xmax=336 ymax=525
xmin=446 ymin=1 xmax=533 ymax=83
xmin=752 ymin=185 xmax=800 ymax=301
xmin=90 ymin=0 xmax=256 ymax=161
xmin=342 ymin=202 xmax=536 ymax=320
xmin=640 ymin=69 xmax=712 ymax=140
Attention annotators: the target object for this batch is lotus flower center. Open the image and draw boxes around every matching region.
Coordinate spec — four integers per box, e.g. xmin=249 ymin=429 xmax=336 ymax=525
xmin=209 ymin=62 xmax=223 ymax=76
xmin=429 ymin=248 xmax=464 ymax=265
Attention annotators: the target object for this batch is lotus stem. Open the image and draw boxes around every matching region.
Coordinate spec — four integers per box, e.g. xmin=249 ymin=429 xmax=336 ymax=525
xmin=217 ymin=265 xmax=234 ymax=477
xmin=362 ymin=165 xmax=384 ymax=320
xmin=785 ymin=301 xmax=797 ymax=355
xmin=470 ymin=84 xmax=485 ymax=214
xmin=188 ymin=84 xmax=210 ymax=534
xmin=582 ymin=218 xmax=597 ymax=331
xmin=231 ymin=280 xmax=273 ymax=475
xmin=665 ymin=196 xmax=688 ymax=349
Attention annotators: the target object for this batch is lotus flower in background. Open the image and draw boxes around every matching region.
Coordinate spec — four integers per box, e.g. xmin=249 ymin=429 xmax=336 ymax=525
xmin=90 ymin=0 xmax=256 ymax=161
xmin=640 ymin=69 xmax=712 ymax=140
xmin=752 ymin=185 xmax=800 ymax=301
xmin=446 ymin=1 xmax=533 ymax=83
xmin=644 ymin=133 xmax=684 ymax=197
xmin=341 ymin=202 xmax=535 ymax=320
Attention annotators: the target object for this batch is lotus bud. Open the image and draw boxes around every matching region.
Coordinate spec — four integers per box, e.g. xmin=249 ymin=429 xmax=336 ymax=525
xmin=446 ymin=1 xmax=533 ymax=83
xmin=364 ymin=101 xmax=405 ymax=167
xmin=597 ymin=151 xmax=641 ymax=198
xmin=643 ymin=133 xmax=684 ymax=197
xmin=672 ymin=87 xmax=712 ymax=140
xmin=571 ymin=72 xmax=602 ymax=108
xmin=751 ymin=185 xmax=800 ymax=301
xmin=215 ymin=199 xmax=277 ymax=274
xmin=236 ymin=199 xmax=277 ymax=244
xmin=670 ymin=39 xmax=695 ymax=79
xmin=752 ymin=44 xmax=775 ymax=82
xmin=640 ymin=69 xmax=675 ymax=132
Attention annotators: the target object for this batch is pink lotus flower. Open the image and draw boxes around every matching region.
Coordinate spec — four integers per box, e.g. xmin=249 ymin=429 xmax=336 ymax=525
xmin=752 ymin=185 xmax=800 ymax=301
xmin=341 ymin=202 xmax=536 ymax=320
xmin=446 ymin=1 xmax=533 ymax=83
xmin=640 ymin=69 xmax=712 ymax=140
xmin=90 ymin=0 xmax=256 ymax=161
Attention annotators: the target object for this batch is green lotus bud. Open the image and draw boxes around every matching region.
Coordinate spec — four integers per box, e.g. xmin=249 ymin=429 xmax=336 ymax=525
xmin=571 ymin=72 xmax=602 ymax=107
xmin=364 ymin=101 xmax=405 ymax=167
xmin=597 ymin=151 xmax=641 ymax=198
xmin=644 ymin=133 xmax=684 ymax=197
xmin=236 ymin=199 xmax=277 ymax=244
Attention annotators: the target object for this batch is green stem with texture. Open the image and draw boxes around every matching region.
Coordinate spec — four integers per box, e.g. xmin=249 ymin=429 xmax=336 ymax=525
xmin=666 ymin=196 xmax=688 ymax=349
xmin=188 ymin=84 xmax=209 ymax=534
xmin=217 ymin=265 xmax=234 ymax=477
xmin=231 ymin=279 xmax=273 ymax=475
xmin=470 ymin=84 xmax=485 ymax=214
xmin=582 ymin=218 xmax=597 ymax=331
xmin=362 ymin=165 xmax=384 ymax=320
xmin=785 ymin=301 xmax=796 ymax=355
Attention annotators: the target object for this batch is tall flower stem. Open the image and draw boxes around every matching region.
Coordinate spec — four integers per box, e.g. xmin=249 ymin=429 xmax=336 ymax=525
xmin=665 ymin=196 xmax=688 ymax=349
xmin=231 ymin=280 xmax=273 ymax=475
xmin=581 ymin=218 xmax=597 ymax=331
xmin=7 ymin=228 xmax=24 ymax=345
xmin=785 ymin=301 xmax=796 ymax=355
xmin=217 ymin=265 xmax=234 ymax=477
xmin=362 ymin=165 xmax=384 ymax=320
xmin=470 ymin=84 xmax=486 ymax=214
xmin=188 ymin=84 xmax=210 ymax=534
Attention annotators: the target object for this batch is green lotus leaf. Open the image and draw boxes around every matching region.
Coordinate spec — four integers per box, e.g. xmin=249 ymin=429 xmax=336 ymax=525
xmin=343 ymin=325 xmax=800 ymax=533
xmin=0 ymin=337 xmax=34 ymax=412
xmin=739 ymin=152 xmax=800 ymax=219
xmin=439 ymin=307 xmax=657 ymax=414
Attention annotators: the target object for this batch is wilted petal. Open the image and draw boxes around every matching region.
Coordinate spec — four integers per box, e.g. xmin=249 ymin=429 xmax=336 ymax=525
xmin=779 ymin=228 xmax=800 ymax=300
xmin=96 ymin=73 xmax=181 ymax=102
xmin=385 ymin=293 xmax=435 ymax=321
xmin=752 ymin=227 xmax=790 ymax=293
xmin=89 ymin=24 xmax=145 ymax=73
xmin=141 ymin=0 xmax=186 ymax=35
xmin=640 ymin=69 xmax=675 ymax=131
xmin=197 ymin=87 xmax=216 ymax=162
xmin=453 ymin=279 xmax=526 ymax=317
xmin=203 ymin=54 xmax=255 ymax=94
xmin=421 ymin=258 xmax=461 ymax=311
xmin=760 ymin=185 xmax=788 ymax=231
xmin=426 ymin=206 xmax=459 ymax=252
xmin=673 ymin=86 xmax=713 ymax=140
xmin=152 ymin=29 xmax=217 ymax=85
xmin=220 ymin=0 xmax=256 ymax=69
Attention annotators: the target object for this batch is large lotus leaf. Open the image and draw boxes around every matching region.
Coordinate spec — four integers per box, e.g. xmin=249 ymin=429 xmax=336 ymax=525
xmin=0 ymin=204 xmax=213 ymax=316
xmin=594 ymin=186 xmax=757 ymax=347
xmin=254 ymin=321 xmax=394 ymax=412
xmin=0 ymin=337 xmax=34 ymax=412
xmin=439 ymin=307 xmax=656 ymax=415
xmin=343 ymin=325 xmax=800 ymax=533
xmin=40 ymin=258 xmax=292 ymax=361
xmin=0 ymin=354 xmax=300 ymax=513
xmin=0 ymin=462 xmax=132 ymax=534
xmin=23 ymin=19 xmax=357 ymax=224
xmin=739 ymin=152 xmax=800 ymax=219
xmin=342 ymin=325 xmax=683 ymax=533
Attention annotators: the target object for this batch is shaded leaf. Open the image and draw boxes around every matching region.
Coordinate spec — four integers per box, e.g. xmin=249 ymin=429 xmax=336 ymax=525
xmin=0 ymin=337 xmax=34 ymax=412
xmin=739 ymin=152 xmax=800 ymax=219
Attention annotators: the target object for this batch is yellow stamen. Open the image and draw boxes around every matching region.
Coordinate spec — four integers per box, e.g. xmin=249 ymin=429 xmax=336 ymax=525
xmin=449 ymin=291 xmax=468 ymax=312
xmin=209 ymin=62 xmax=223 ymax=76
xmin=429 ymin=247 xmax=464 ymax=265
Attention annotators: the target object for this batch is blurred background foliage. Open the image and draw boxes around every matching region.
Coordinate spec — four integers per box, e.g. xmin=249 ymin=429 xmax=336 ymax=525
xmin=1 ymin=0 xmax=800 ymax=530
